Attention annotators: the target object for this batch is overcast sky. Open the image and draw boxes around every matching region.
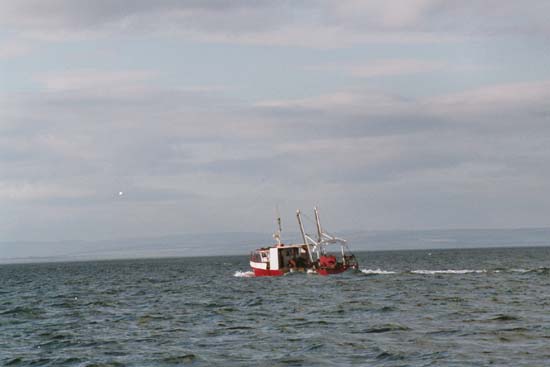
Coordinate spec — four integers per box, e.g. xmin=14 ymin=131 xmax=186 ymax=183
xmin=2 ymin=1 xmax=550 ymax=244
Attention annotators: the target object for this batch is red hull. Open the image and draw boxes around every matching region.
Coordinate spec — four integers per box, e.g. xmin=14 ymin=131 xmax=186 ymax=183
xmin=317 ymin=266 xmax=351 ymax=275
xmin=251 ymin=265 xmax=353 ymax=277
xmin=252 ymin=268 xmax=285 ymax=277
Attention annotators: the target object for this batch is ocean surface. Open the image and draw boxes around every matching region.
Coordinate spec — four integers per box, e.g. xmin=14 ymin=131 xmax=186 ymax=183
xmin=1 ymin=247 xmax=549 ymax=366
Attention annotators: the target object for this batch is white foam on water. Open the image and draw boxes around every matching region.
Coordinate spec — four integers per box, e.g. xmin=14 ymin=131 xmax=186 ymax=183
xmin=411 ymin=269 xmax=486 ymax=275
xmin=361 ymin=268 xmax=397 ymax=275
xmin=233 ymin=270 xmax=255 ymax=278
xmin=509 ymin=268 xmax=530 ymax=273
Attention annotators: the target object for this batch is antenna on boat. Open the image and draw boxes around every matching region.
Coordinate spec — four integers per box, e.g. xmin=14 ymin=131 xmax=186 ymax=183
xmin=273 ymin=206 xmax=282 ymax=245
xmin=296 ymin=210 xmax=307 ymax=245
xmin=314 ymin=206 xmax=322 ymax=243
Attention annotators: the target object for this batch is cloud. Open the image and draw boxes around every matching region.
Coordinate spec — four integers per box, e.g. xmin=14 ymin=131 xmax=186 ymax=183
xmin=34 ymin=69 xmax=159 ymax=91
xmin=241 ymin=80 xmax=550 ymax=222
xmin=0 ymin=39 xmax=31 ymax=58
xmin=427 ymin=81 xmax=550 ymax=117
xmin=257 ymin=80 xmax=550 ymax=134
xmin=323 ymin=0 xmax=438 ymax=29
xmin=6 ymin=0 xmax=548 ymax=47
xmin=426 ymin=1 xmax=550 ymax=36
xmin=307 ymin=59 xmax=453 ymax=78
xmin=0 ymin=181 xmax=93 ymax=201
xmin=179 ymin=26 xmax=462 ymax=49
xmin=0 ymin=1 xmax=295 ymax=39
xmin=1 ymin=2 xmax=549 ymax=246
xmin=2 ymin=64 xmax=550 ymax=239
xmin=164 ymin=78 xmax=550 ymax=222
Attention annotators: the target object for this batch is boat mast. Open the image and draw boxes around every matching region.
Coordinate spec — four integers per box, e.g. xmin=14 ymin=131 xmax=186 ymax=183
xmin=314 ymin=206 xmax=325 ymax=258
xmin=296 ymin=209 xmax=314 ymax=263
xmin=273 ymin=206 xmax=282 ymax=245
xmin=314 ymin=206 xmax=323 ymax=244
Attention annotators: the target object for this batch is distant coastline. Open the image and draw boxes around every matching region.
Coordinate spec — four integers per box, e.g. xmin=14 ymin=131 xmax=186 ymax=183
xmin=2 ymin=227 xmax=550 ymax=265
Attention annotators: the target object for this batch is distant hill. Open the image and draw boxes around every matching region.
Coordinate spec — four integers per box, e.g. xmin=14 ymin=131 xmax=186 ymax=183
xmin=1 ymin=227 xmax=549 ymax=264
xmin=353 ymin=227 xmax=550 ymax=251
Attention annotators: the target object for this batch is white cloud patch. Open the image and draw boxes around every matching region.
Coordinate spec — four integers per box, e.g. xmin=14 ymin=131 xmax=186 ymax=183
xmin=0 ymin=181 xmax=93 ymax=201
xmin=428 ymin=81 xmax=550 ymax=116
xmin=307 ymin=59 xmax=449 ymax=78
xmin=0 ymin=38 xmax=31 ymax=58
xmin=34 ymin=69 xmax=159 ymax=91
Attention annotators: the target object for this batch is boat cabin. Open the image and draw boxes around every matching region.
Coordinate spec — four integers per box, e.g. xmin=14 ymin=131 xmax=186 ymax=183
xmin=250 ymin=244 xmax=312 ymax=276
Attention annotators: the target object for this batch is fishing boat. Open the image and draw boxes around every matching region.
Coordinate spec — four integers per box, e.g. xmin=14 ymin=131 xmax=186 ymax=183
xmin=249 ymin=207 xmax=358 ymax=276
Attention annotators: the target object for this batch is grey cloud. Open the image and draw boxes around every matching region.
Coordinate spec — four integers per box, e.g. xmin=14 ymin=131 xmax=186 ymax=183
xmin=0 ymin=81 xmax=235 ymax=203
xmin=426 ymin=1 xmax=550 ymax=35
xmin=2 ymin=3 xmax=549 ymax=246
xmin=0 ymin=0 xmax=296 ymax=34
xmin=271 ymin=113 xmax=445 ymax=139
xmin=38 ymin=186 xmax=199 ymax=207
xmin=321 ymin=1 xmax=550 ymax=36
xmin=196 ymin=141 xmax=471 ymax=186
xmin=329 ymin=149 xmax=468 ymax=184
xmin=4 ymin=78 xmax=549 ymax=192
xmin=3 ymin=72 xmax=550 ymax=240
xmin=2 ymin=1 xmax=549 ymax=45
xmin=257 ymin=82 xmax=550 ymax=137
xmin=200 ymin=155 xmax=285 ymax=177
xmin=243 ymin=82 xmax=550 ymax=191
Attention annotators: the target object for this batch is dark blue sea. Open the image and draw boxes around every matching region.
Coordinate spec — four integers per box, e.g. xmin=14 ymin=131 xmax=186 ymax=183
xmin=1 ymin=247 xmax=549 ymax=366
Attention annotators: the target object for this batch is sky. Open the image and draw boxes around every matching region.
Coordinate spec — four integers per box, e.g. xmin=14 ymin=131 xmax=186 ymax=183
xmin=1 ymin=1 xmax=550 ymax=246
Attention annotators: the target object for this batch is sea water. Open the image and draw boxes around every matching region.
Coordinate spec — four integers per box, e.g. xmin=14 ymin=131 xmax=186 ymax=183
xmin=1 ymin=247 xmax=549 ymax=366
